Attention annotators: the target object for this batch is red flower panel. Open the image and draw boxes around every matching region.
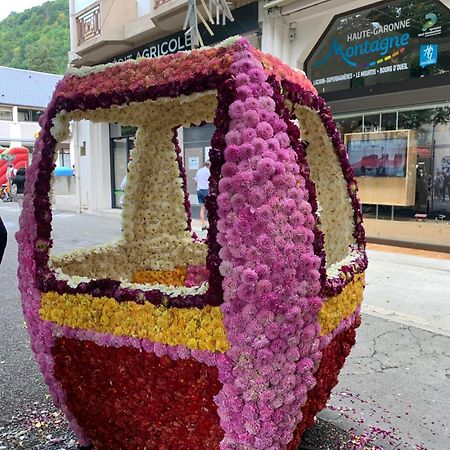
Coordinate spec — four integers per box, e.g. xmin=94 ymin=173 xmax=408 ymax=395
xmin=52 ymin=338 xmax=224 ymax=449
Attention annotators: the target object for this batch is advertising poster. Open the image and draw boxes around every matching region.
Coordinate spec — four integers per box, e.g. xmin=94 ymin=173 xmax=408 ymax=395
xmin=306 ymin=0 xmax=450 ymax=93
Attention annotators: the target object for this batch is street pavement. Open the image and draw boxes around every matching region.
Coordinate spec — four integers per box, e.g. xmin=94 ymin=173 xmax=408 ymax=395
xmin=0 ymin=201 xmax=449 ymax=449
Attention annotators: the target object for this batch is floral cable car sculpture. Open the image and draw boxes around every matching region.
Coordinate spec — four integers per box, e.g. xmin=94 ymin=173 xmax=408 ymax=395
xmin=17 ymin=38 xmax=367 ymax=450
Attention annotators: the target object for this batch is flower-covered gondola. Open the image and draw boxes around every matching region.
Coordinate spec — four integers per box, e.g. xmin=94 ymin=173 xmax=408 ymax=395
xmin=17 ymin=37 xmax=367 ymax=449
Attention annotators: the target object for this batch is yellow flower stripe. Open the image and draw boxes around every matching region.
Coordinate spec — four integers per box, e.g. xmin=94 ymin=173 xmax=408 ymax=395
xmin=319 ymin=273 xmax=365 ymax=336
xmin=39 ymin=292 xmax=229 ymax=352
xmin=131 ymin=267 xmax=187 ymax=286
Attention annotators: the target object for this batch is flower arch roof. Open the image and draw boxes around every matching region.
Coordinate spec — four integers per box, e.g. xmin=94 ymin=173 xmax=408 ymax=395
xmin=52 ymin=39 xmax=317 ymax=108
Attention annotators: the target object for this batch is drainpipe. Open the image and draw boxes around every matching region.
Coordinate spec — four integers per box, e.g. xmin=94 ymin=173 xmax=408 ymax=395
xmin=73 ymin=121 xmax=82 ymax=214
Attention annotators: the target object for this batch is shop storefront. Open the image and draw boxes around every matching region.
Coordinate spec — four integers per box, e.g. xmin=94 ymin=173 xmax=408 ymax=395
xmin=262 ymin=0 xmax=450 ymax=248
xmin=334 ymin=104 xmax=450 ymax=221
xmin=306 ymin=0 xmax=450 ymax=248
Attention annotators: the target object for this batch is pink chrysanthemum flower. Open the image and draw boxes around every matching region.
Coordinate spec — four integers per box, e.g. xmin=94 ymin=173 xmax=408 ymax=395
xmin=243 ymin=109 xmax=260 ymax=128
xmin=256 ymin=121 xmax=274 ymax=140
xmin=235 ymin=73 xmax=251 ymax=86
xmin=248 ymin=68 xmax=266 ymax=83
xmin=251 ymin=137 xmax=268 ymax=154
xmin=244 ymin=97 xmax=259 ymax=111
xmin=258 ymin=96 xmax=276 ymax=112
xmin=225 ymin=129 xmax=242 ymax=146
xmin=229 ymin=100 xmax=246 ymax=119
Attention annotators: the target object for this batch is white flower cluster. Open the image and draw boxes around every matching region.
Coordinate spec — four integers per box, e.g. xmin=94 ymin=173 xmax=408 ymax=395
xmin=52 ymin=268 xmax=209 ymax=298
xmin=50 ymin=242 xmax=126 ymax=279
xmin=294 ymin=106 xmax=355 ymax=267
xmin=51 ymin=92 xmax=218 ymax=283
xmin=50 ymin=110 xmax=70 ymax=142
xmin=66 ymin=63 xmax=116 ymax=78
xmin=325 ymin=246 xmax=362 ymax=280
xmin=68 ymin=92 xmax=216 ymax=127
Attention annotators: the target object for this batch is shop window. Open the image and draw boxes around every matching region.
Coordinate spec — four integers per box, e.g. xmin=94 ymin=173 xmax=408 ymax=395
xmin=183 ymin=124 xmax=215 ymax=197
xmin=57 ymin=147 xmax=71 ymax=167
xmin=0 ymin=107 xmax=12 ymax=121
xmin=110 ymin=136 xmax=135 ymax=209
xmin=363 ymin=114 xmax=380 ymax=132
xmin=18 ymin=108 xmax=44 ymax=122
xmin=380 ymin=112 xmax=397 ymax=131
xmin=351 ymin=105 xmax=450 ymax=220
xmin=109 ymin=124 xmax=138 ymax=208
xmin=335 ymin=115 xmax=362 ymax=137
xmin=121 ymin=125 xmax=138 ymax=137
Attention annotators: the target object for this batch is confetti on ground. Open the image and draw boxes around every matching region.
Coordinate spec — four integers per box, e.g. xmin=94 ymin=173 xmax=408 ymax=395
xmin=327 ymin=390 xmax=430 ymax=450
xmin=0 ymin=390 xmax=432 ymax=449
xmin=0 ymin=399 xmax=78 ymax=450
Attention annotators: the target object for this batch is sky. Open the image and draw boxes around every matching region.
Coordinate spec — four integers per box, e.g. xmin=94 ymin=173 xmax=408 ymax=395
xmin=0 ymin=0 xmax=47 ymax=22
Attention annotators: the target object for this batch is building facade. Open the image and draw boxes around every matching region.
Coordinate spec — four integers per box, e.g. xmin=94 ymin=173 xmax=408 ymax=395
xmin=68 ymin=0 xmax=260 ymax=211
xmin=0 ymin=66 xmax=76 ymax=206
xmin=262 ymin=0 xmax=450 ymax=249
xmin=0 ymin=66 xmax=64 ymax=160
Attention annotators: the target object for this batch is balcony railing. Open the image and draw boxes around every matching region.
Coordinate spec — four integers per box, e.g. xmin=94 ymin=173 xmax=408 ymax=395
xmin=76 ymin=4 xmax=101 ymax=45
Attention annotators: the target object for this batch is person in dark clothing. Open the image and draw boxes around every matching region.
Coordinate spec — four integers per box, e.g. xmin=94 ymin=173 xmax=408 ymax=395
xmin=11 ymin=167 xmax=26 ymax=208
xmin=444 ymin=169 xmax=450 ymax=201
xmin=0 ymin=216 xmax=6 ymax=265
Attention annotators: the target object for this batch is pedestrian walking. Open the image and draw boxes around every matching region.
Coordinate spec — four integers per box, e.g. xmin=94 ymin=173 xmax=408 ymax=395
xmin=11 ymin=167 xmax=26 ymax=209
xmin=194 ymin=160 xmax=210 ymax=231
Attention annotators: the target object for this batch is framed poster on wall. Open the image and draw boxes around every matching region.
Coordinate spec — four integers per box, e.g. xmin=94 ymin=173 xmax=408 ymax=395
xmin=346 ymin=130 xmax=408 ymax=177
xmin=345 ymin=130 xmax=416 ymax=206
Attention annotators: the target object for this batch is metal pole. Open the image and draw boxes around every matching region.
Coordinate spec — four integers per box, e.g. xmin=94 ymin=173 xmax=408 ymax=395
xmin=431 ymin=123 xmax=436 ymax=211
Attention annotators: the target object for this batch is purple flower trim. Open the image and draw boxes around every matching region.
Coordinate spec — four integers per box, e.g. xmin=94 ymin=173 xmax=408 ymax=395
xmin=324 ymin=248 xmax=368 ymax=297
xmin=52 ymin=323 xmax=223 ymax=367
xmin=319 ymin=306 xmax=361 ymax=350
xmin=281 ymin=80 xmax=368 ymax=297
xmin=214 ymin=38 xmax=324 ymax=450
xmin=172 ymin=127 xmax=192 ymax=232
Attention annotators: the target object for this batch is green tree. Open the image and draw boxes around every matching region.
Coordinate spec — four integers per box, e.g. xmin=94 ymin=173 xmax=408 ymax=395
xmin=0 ymin=0 xmax=69 ymax=74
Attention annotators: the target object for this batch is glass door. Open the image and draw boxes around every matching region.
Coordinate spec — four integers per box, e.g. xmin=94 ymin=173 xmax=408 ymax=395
xmin=110 ymin=136 xmax=134 ymax=208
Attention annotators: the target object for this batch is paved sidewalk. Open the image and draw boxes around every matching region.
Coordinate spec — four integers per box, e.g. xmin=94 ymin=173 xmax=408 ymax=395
xmin=1 ymin=203 xmax=449 ymax=449
xmin=363 ymin=244 xmax=450 ymax=337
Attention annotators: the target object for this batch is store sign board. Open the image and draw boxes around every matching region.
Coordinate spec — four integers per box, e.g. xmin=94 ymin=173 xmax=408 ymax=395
xmin=306 ymin=0 xmax=450 ymax=94
xmin=110 ymin=32 xmax=192 ymax=63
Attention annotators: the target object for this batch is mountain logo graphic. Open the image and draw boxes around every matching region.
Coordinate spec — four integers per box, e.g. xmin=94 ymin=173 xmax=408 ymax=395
xmin=422 ymin=13 xmax=437 ymax=32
